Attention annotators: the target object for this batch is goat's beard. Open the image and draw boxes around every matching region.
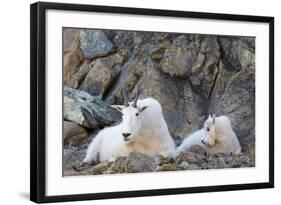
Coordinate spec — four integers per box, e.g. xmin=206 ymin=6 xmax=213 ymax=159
xmin=124 ymin=138 xmax=135 ymax=145
xmin=205 ymin=137 xmax=216 ymax=146
xmin=123 ymin=132 xmax=140 ymax=145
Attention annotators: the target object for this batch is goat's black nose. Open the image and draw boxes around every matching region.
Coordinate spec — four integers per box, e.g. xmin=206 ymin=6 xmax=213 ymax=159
xmin=122 ymin=133 xmax=131 ymax=139
xmin=201 ymin=139 xmax=206 ymax=144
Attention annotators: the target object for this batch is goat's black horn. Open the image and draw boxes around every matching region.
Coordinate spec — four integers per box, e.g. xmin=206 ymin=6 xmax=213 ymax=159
xmin=132 ymin=85 xmax=140 ymax=108
xmin=123 ymin=88 xmax=129 ymax=107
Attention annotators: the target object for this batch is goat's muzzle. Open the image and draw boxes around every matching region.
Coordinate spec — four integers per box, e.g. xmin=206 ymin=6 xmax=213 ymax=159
xmin=122 ymin=133 xmax=131 ymax=141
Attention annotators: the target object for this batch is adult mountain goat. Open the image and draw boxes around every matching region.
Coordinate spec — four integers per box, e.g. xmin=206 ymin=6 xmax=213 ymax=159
xmin=176 ymin=115 xmax=241 ymax=155
xmin=82 ymin=87 xmax=176 ymax=164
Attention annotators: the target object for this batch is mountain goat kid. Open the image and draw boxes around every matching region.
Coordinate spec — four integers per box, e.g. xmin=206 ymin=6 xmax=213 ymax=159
xmin=176 ymin=115 xmax=241 ymax=155
xmin=82 ymin=87 xmax=176 ymax=164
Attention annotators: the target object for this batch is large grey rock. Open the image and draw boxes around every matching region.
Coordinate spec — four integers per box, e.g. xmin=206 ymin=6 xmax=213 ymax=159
xmin=219 ymin=37 xmax=255 ymax=72
xmin=63 ymin=28 xmax=84 ymax=85
xmin=160 ymin=35 xmax=199 ymax=78
xmin=64 ymin=95 xmax=88 ymax=127
xmin=176 ymin=151 xmax=207 ymax=167
xmin=64 ymin=121 xmax=88 ymax=147
xmin=63 ymin=28 xmax=82 ymax=53
xmin=155 ymin=35 xmax=221 ymax=99
xmin=79 ymin=54 xmax=123 ymax=98
xmin=64 ymin=148 xmax=86 ymax=176
xmin=64 ymin=52 xmax=84 ymax=85
xmin=65 ymin=61 xmax=91 ymax=89
xmin=112 ymin=31 xmax=136 ymax=63
xmin=107 ymin=152 xmax=159 ymax=173
xmin=223 ymin=154 xmax=255 ymax=168
xmin=189 ymin=36 xmax=221 ymax=98
xmin=80 ymin=30 xmax=114 ymax=59
xmin=64 ymin=87 xmax=122 ymax=128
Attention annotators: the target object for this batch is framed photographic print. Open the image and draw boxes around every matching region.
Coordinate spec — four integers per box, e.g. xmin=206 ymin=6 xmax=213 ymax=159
xmin=30 ymin=1 xmax=274 ymax=203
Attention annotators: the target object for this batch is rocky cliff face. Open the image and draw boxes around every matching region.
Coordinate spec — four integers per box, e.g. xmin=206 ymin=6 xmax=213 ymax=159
xmin=63 ymin=28 xmax=255 ymax=175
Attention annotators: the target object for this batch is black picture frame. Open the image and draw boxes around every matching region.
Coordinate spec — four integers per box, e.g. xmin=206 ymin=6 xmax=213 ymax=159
xmin=30 ymin=1 xmax=274 ymax=203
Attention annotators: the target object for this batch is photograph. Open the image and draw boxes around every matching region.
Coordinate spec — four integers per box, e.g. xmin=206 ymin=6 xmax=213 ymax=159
xmin=63 ymin=28 xmax=256 ymax=176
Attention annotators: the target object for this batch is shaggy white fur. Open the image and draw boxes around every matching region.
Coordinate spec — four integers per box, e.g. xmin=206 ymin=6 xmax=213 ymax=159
xmin=176 ymin=115 xmax=241 ymax=155
xmin=83 ymin=98 xmax=176 ymax=163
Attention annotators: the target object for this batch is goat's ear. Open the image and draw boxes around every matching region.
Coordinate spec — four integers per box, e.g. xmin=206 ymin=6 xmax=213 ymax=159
xmin=208 ymin=114 xmax=212 ymax=120
xmin=212 ymin=114 xmax=216 ymax=124
xmin=111 ymin=105 xmax=125 ymax=112
xmin=138 ymin=106 xmax=148 ymax=113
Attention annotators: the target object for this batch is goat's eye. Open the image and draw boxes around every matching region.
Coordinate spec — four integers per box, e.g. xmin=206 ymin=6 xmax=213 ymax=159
xmin=135 ymin=113 xmax=139 ymax=116
xmin=207 ymin=127 xmax=210 ymax=131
